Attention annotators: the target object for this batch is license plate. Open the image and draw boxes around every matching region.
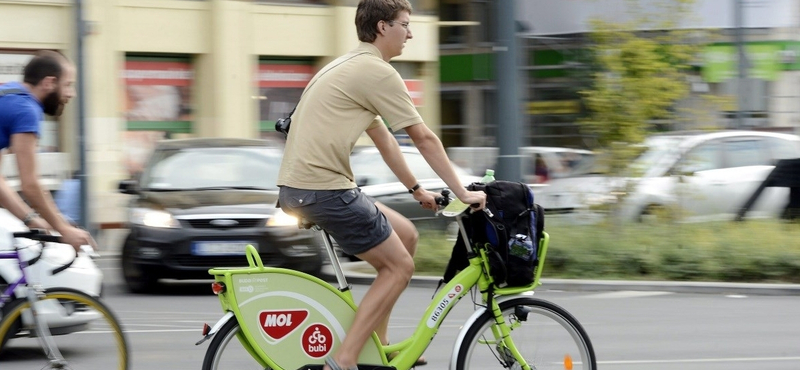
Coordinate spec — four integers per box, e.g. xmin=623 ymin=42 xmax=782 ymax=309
xmin=191 ymin=241 xmax=255 ymax=256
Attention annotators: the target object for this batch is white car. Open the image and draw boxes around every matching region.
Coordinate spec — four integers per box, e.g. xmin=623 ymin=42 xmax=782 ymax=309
xmin=0 ymin=209 xmax=103 ymax=335
xmin=446 ymin=146 xmax=596 ymax=184
xmin=537 ymin=130 xmax=800 ymax=223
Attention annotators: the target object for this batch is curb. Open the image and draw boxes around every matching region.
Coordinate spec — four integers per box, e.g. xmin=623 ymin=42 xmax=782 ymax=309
xmin=326 ymin=262 xmax=800 ymax=296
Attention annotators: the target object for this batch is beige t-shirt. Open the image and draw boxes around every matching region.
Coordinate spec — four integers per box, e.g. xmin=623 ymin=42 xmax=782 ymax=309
xmin=277 ymin=43 xmax=423 ymax=190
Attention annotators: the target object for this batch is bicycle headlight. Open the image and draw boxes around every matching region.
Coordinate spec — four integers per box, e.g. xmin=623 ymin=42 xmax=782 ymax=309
xmin=130 ymin=208 xmax=179 ymax=228
xmin=266 ymin=209 xmax=298 ymax=227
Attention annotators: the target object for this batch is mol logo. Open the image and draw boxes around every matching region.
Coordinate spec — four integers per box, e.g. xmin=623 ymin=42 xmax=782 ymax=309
xmin=258 ymin=309 xmax=309 ymax=341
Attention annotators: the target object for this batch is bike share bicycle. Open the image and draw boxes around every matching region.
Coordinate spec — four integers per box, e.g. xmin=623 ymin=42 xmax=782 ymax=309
xmin=198 ymin=189 xmax=596 ymax=370
xmin=0 ymin=229 xmax=129 ymax=369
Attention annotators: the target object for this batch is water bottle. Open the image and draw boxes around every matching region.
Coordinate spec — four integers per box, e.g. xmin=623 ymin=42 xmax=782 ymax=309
xmin=481 ymin=169 xmax=496 ymax=184
xmin=508 ymin=234 xmax=536 ymax=261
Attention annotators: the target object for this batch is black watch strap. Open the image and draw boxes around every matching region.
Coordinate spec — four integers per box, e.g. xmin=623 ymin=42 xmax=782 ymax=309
xmin=408 ymin=183 xmax=421 ymax=194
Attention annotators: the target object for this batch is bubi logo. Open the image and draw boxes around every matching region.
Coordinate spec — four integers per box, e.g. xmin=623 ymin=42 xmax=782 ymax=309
xmin=302 ymin=324 xmax=333 ymax=358
xmin=258 ymin=309 xmax=309 ymax=341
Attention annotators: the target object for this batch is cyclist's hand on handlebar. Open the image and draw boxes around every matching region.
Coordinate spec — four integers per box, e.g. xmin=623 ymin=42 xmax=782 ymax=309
xmin=457 ymin=190 xmax=486 ymax=211
xmin=58 ymin=226 xmax=97 ymax=253
xmin=413 ymin=189 xmax=441 ymax=212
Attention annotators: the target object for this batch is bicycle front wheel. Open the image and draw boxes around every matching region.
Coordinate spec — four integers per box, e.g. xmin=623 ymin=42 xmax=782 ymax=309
xmin=456 ymin=297 xmax=596 ymax=370
xmin=202 ymin=318 xmax=266 ymax=370
xmin=0 ymin=288 xmax=129 ymax=370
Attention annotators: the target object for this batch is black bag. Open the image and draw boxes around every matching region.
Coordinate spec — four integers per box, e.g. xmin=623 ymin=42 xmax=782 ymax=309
xmin=443 ymin=180 xmax=544 ymax=287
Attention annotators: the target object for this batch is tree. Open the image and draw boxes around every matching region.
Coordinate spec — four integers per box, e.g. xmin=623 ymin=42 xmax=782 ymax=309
xmin=579 ymin=0 xmax=705 ymax=175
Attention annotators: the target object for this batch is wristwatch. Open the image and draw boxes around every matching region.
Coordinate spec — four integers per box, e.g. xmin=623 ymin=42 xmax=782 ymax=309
xmin=408 ymin=183 xmax=421 ymax=194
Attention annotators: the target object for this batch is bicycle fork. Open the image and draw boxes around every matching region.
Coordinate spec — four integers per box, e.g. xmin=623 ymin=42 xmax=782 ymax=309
xmin=488 ymin=303 xmax=532 ymax=370
xmin=25 ymin=286 xmax=68 ymax=368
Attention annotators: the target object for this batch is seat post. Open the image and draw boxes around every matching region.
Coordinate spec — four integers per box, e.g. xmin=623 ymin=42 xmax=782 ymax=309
xmin=316 ymin=227 xmax=350 ymax=291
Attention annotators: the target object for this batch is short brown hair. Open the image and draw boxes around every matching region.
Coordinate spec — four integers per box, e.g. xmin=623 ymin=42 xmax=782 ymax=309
xmin=23 ymin=50 xmax=70 ymax=86
xmin=355 ymin=0 xmax=413 ymax=43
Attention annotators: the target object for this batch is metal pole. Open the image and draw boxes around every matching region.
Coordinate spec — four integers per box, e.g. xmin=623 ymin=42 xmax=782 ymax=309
xmin=494 ymin=0 xmax=522 ymax=181
xmin=75 ymin=0 xmax=89 ymax=230
xmin=734 ymin=0 xmax=747 ymax=129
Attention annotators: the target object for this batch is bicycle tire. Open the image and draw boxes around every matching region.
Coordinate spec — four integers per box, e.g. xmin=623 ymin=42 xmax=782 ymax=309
xmin=202 ymin=318 xmax=267 ymax=370
xmin=0 ymin=288 xmax=129 ymax=369
xmin=456 ymin=297 xmax=596 ymax=370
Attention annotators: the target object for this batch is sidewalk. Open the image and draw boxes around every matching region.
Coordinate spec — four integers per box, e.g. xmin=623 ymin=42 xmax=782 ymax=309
xmin=326 ymin=261 xmax=800 ymax=296
xmin=95 ymin=234 xmax=800 ymax=296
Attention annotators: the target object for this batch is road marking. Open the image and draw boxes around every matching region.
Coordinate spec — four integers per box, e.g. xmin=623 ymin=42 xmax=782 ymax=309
xmin=584 ymin=291 xmax=673 ymax=299
xmin=599 ymin=356 xmax=800 ymax=365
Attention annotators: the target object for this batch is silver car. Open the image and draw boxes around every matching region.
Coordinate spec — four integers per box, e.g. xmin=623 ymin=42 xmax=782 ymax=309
xmin=537 ymin=130 xmax=800 ymax=222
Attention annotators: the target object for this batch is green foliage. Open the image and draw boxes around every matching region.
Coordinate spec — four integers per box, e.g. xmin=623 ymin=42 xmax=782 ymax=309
xmin=414 ymin=220 xmax=800 ymax=283
xmin=578 ymin=0 xmax=706 ymax=173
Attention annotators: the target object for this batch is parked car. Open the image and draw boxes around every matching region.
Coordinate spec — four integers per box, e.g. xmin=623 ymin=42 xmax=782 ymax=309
xmin=536 ymin=130 xmax=800 ymax=223
xmin=117 ymin=138 xmax=323 ymax=293
xmin=0 ymin=209 xmax=103 ymax=337
xmin=446 ymin=146 xmax=596 ymax=184
xmin=352 ymin=146 xmax=481 ymax=229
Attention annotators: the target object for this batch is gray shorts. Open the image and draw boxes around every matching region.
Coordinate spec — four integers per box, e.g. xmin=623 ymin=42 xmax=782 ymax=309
xmin=278 ymin=186 xmax=393 ymax=255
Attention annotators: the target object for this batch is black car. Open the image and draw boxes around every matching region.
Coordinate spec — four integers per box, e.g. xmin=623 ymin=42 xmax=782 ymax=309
xmin=118 ymin=138 xmax=322 ymax=293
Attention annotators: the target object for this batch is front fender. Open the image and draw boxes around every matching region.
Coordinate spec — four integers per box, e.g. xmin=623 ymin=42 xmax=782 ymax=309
xmin=448 ymin=292 xmax=534 ymax=369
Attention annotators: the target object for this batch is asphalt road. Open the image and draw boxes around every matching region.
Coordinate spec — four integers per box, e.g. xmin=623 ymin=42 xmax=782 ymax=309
xmin=2 ymin=258 xmax=800 ymax=370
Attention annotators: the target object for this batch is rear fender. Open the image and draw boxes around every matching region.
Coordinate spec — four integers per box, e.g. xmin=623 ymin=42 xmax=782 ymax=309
xmin=196 ymin=311 xmax=235 ymax=345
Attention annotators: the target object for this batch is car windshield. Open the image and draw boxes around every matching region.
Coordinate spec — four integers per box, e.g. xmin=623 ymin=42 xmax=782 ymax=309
xmin=627 ymin=136 xmax=685 ymax=177
xmin=140 ymin=147 xmax=282 ymax=190
xmin=350 ymin=150 xmax=470 ymax=186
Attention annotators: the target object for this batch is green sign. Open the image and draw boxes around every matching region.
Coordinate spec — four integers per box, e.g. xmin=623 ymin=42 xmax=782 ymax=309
xmin=703 ymin=43 xmax=781 ymax=82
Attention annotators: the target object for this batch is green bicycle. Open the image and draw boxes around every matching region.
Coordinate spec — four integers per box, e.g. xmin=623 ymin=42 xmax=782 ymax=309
xmin=196 ymin=191 xmax=596 ymax=370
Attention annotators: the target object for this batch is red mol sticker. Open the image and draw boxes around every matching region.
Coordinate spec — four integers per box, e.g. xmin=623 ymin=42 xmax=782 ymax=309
xmin=259 ymin=309 xmax=309 ymax=340
xmin=302 ymin=324 xmax=333 ymax=358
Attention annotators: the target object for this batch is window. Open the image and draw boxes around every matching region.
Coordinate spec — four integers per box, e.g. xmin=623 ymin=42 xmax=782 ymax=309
xmin=679 ymin=141 xmax=723 ymax=173
xmin=765 ymin=137 xmax=800 ymax=163
xmin=724 ymin=139 xmax=768 ymax=168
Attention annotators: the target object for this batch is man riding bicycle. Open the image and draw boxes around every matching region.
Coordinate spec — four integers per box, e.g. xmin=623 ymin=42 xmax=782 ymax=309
xmin=0 ymin=50 xmax=95 ymax=252
xmin=277 ymin=1 xmax=486 ymax=369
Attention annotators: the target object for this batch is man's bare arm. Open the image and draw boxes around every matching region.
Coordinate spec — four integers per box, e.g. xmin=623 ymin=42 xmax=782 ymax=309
xmin=403 ymin=123 xmax=472 ymax=199
xmin=10 ymin=133 xmax=95 ymax=251
xmin=366 ymin=124 xmax=419 ymax=191
xmin=11 ymin=133 xmax=71 ymax=232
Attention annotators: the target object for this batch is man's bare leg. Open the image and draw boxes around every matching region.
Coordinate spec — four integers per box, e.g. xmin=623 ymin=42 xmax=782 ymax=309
xmin=374 ymin=202 xmax=418 ymax=344
xmin=324 ymin=229 xmax=415 ymax=369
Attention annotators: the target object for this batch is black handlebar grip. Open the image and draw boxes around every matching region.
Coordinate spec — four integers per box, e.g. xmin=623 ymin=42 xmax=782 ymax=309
xmin=12 ymin=229 xmax=61 ymax=243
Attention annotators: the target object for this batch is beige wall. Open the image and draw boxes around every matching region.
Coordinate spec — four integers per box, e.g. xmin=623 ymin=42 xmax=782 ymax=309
xmin=0 ymin=0 xmax=441 ymax=226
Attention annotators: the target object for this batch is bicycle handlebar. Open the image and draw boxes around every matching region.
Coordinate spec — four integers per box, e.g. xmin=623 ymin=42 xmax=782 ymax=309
xmin=11 ymin=229 xmax=77 ymax=275
xmin=13 ymin=229 xmax=62 ymax=243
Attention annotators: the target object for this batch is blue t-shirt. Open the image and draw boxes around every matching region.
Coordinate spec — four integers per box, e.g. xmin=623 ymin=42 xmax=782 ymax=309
xmin=0 ymin=81 xmax=42 ymax=150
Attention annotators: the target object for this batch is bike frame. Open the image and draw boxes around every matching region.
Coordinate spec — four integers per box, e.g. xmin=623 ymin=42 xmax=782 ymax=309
xmin=0 ymin=240 xmax=69 ymax=367
xmin=0 ymin=249 xmax=29 ymax=308
xmin=205 ymin=209 xmax=550 ymax=370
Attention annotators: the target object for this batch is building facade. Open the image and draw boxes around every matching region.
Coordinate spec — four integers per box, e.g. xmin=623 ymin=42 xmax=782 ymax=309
xmin=439 ymin=0 xmax=800 ymax=149
xmin=0 ymin=0 xmax=441 ymax=226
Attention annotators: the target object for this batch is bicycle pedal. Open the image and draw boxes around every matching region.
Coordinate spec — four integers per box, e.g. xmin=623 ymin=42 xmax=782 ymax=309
xmin=297 ymin=365 xmax=396 ymax=370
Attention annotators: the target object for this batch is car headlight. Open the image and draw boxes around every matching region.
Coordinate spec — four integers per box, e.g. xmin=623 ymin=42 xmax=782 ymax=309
xmin=130 ymin=208 xmax=179 ymax=228
xmin=267 ymin=209 xmax=299 ymax=227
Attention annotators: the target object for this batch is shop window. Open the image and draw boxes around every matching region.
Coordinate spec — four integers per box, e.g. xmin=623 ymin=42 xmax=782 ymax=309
xmin=257 ymin=59 xmax=314 ymax=139
xmin=123 ymin=55 xmax=194 ymax=177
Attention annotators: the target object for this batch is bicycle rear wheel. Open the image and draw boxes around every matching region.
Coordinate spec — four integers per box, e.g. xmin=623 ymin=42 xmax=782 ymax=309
xmin=456 ymin=297 xmax=596 ymax=370
xmin=0 ymin=288 xmax=129 ymax=369
xmin=202 ymin=319 xmax=267 ymax=370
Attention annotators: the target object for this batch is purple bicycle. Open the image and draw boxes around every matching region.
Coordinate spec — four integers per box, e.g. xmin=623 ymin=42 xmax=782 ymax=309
xmin=0 ymin=229 xmax=128 ymax=369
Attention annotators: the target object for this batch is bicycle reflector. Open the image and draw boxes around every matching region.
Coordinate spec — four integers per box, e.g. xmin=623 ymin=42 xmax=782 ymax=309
xmin=564 ymin=354 xmax=573 ymax=370
xmin=211 ymin=282 xmax=226 ymax=295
